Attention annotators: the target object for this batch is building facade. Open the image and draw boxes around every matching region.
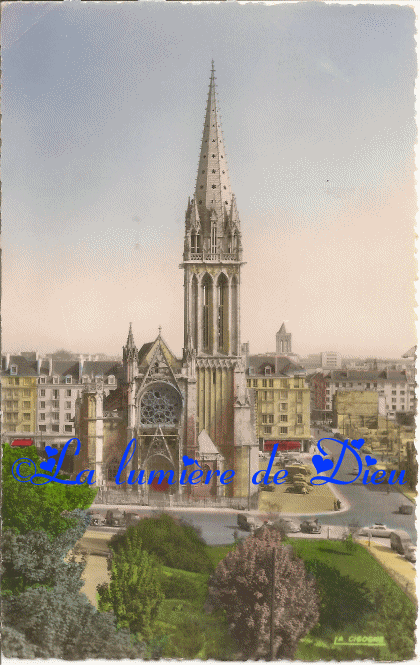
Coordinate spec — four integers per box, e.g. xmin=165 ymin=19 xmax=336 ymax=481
xmin=246 ymin=355 xmax=312 ymax=453
xmin=74 ymin=65 xmax=259 ymax=500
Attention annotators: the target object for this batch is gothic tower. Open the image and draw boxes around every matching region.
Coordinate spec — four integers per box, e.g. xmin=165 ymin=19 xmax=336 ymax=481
xmin=181 ymin=63 xmax=258 ymax=497
xmin=276 ymin=322 xmax=292 ymax=355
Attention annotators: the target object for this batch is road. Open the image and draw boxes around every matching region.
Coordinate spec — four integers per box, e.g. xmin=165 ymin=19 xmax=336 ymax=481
xmin=87 ymin=429 xmax=415 ymax=546
xmin=307 ymin=429 xmax=416 ymax=543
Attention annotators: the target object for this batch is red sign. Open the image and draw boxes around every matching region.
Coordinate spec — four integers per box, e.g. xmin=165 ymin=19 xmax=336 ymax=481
xmin=11 ymin=439 xmax=34 ymax=447
xmin=264 ymin=440 xmax=301 ymax=452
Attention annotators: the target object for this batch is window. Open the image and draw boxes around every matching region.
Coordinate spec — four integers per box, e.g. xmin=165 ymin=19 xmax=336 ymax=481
xmin=281 ymin=403 xmax=287 ymax=411
xmin=66 ymin=389 xmax=72 ymax=397
xmin=262 ymin=379 xmax=267 ymax=388
xmin=65 ymin=413 xmax=72 ymax=421
xmin=392 ymin=391 xmax=397 ymax=395
xmin=65 ymin=401 xmax=71 ymax=409
xmin=280 ymin=390 xmax=287 ymax=399
xmin=280 ymin=427 xmax=288 ymax=434
xmin=40 ymin=401 xmax=45 ymax=409
xmin=373 ymin=382 xmax=377 ymax=388
xmin=39 ymin=425 xmax=47 ymax=432
xmin=23 ymin=413 xmax=30 ymax=421
xmin=22 ymin=425 xmax=31 ymax=432
xmin=52 ymin=400 xmax=60 ymax=409
xmin=65 ymin=376 xmax=71 ymax=384
xmin=39 ymin=377 xmax=46 ymax=384
xmin=335 ymin=383 xmax=339 ymax=388
xmin=247 ymin=380 xmax=251 ymax=387
xmin=53 ymin=390 xmax=59 ymax=399
xmin=23 ymin=401 xmax=30 ymax=409
xmin=53 ymin=412 xmax=60 ymax=421
xmin=265 ymin=366 xmax=271 ymax=376
xmin=349 ymin=383 xmax=353 ymax=387
xmin=53 ymin=376 xmax=59 ymax=384
xmin=297 ymin=414 xmax=303 ymax=424
xmin=268 ymin=415 xmax=274 ymax=424
xmin=392 ymin=405 xmax=396 ymax=410
xmin=52 ymin=424 xmax=60 ymax=432
xmin=65 ymin=425 xmax=73 ymax=432
xmin=400 ymin=390 xmax=405 ymax=395
xmin=23 ymin=389 xmax=30 ymax=396
xmin=14 ymin=378 xmax=20 ymax=386
xmin=211 ymin=225 xmax=217 ymax=253
xmin=267 ymin=391 xmax=273 ymax=400
xmin=294 ymin=380 xmax=299 ymax=388
xmin=280 ymin=414 xmax=288 ymax=422
xmin=39 ymin=413 xmax=46 ymax=421
xmin=269 ymin=379 xmax=273 ymax=387
xmin=400 ymin=406 xmax=405 ymax=411
xmin=82 ymin=376 xmax=89 ymax=384
xmin=366 ymin=383 xmax=370 ymax=389
xmin=262 ymin=415 xmax=268 ymax=424
xmin=253 ymin=379 xmax=258 ymax=388
xmin=263 ymin=426 xmax=272 ymax=434
xmin=392 ymin=398 xmax=396 ymax=403
xmin=262 ymin=391 xmax=267 ymax=401
xmin=10 ymin=365 xmax=17 ymax=375
xmin=40 ymin=389 xmax=46 ymax=397
xmin=108 ymin=376 xmax=115 ymax=385
xmin=297 ymin=391 xmax=303 ymax=402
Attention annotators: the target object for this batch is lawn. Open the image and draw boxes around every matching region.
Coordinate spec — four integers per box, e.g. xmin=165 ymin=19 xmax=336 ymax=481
xmin=289 ymin=539 xmax=416 ymax=661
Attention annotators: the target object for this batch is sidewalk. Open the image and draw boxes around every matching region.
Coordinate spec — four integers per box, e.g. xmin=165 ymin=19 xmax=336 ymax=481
xmin=359 ymin=539 xmax=416 ymax=604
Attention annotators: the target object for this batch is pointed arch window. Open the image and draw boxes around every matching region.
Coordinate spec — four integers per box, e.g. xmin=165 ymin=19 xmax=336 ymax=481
xmin=191 ymin=232 xmax=198 ymax=253
xmin=202 ymin=275 xmax=212 ymax=351
xmin=217 ymin=273 xmax=228 ymax=351
xmin=211 ymin=225 xmax=217 ymax=254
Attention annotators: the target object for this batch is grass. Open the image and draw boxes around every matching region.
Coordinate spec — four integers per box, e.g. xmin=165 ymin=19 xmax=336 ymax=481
xmin=289 ymin=539 xmax=416 ymax=661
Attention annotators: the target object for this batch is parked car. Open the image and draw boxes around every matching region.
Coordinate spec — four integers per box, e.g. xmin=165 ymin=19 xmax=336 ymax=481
xmin=358 ymin=523 xmax=392 ymax=538
xmin=300 ymin=520 xmax=321 ymax=534
xmin=389 ymin=530 xmax=412 ymax=555
xmin=404 ymin=544 xmax=416 ymax=563
xmin=88 ymin=512 xmax=106 ymax=526
xmin=398 ymin=504 xmax=413 ymax=515
xmin=285 ymin=485 xmax=309 ymax=494
xmin=237 ymin=513 xmax=258 ymax=531
xmin=260 ymin=484 xmax=275 ymax=492
xmin=272 ymin=517 xmax=300 ymax=533
xmin=105 ymin=509 xmax=125 ymax=527
xmin=124 ymin=511 xmax=142 ymax=527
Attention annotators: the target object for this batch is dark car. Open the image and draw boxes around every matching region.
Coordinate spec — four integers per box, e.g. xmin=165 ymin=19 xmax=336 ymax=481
xmin=300 ymin=520 xmax=321 ymax=534
xmin=398 ymin=504 xmax=413 ymax=515
xmin=105 ymin=509 xmax=125 ymax=527
xmin=88 ymin=511 xmax=106 ymax=526
xmin=124 ymin=511 xmax=142 ymax=526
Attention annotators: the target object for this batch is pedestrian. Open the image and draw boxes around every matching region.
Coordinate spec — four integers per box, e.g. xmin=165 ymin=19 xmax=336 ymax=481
xmin=337 ymin=499 xmax=341 ymax=510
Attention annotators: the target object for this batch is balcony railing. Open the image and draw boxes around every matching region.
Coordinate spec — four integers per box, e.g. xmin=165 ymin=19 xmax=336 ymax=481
xmin=187 ymin=252 xmax=238 ymax=262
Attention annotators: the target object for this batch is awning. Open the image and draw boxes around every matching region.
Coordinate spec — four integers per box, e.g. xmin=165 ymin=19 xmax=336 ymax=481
xmin=11 ymin=439 xmax=34 ymax=447
xmin=264 ymin=440 xmax=301 ymax=452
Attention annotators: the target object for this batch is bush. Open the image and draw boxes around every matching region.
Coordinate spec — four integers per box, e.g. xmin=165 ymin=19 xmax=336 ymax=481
xmin=160 ymin=569 xmax=208 ymax=603
xmin=109 ymin=513 xmax=213 ymax=573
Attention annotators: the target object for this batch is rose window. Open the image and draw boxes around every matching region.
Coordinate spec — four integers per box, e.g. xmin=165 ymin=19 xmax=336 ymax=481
xmin=140 ymin=386 xmax=181 ymax=426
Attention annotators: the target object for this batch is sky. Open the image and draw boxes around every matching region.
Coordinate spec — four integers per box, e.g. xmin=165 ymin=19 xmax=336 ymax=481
xmin=2 ymin=1 xmax=417 ymax=359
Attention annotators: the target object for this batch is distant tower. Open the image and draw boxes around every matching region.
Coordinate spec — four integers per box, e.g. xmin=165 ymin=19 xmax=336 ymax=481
xmin=123 ymin=322 xmax=138 ymax=382
xmin=276 ymin=323 xmax=292 ymax=355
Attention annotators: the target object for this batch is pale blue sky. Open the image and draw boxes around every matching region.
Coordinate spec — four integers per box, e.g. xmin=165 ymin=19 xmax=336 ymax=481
xmin=2 ymin=2 xmax=416 ymax=357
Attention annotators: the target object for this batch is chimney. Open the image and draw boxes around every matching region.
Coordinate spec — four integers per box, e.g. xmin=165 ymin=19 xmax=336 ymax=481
xmin=5 ymin=353 xmax=10 ymax=371
xmin=48 ymin=357 xmax=53 ymax=376
xmin=37 ymin=357 xmax=41 ymax=374
xmin=79 ymin=355 xmax=84 ymax=381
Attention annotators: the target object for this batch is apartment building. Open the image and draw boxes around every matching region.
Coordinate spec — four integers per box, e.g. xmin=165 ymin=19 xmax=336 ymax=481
xmin=246 ymin=355 xmax=312 ymax=453
xmin=1 ymin=355 xmax=37 ymax=437
xmin=318 ymin=369 xmax=415 ymax=421
xmin=1 ymin=353 xmax=122 ymax=449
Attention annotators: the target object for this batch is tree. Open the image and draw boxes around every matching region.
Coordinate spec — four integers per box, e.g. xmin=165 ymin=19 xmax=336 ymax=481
xmin=98 ymin=527 xmax=164 ymax=638
xmin=208 ymin=527 xmax=319 ymax=659
xmin=2 ymin=443 xmax=96 ymax=537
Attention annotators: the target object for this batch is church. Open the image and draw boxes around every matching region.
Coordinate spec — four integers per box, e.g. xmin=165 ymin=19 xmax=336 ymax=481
xmin=74 ymin=65 xmax=259 ymax=500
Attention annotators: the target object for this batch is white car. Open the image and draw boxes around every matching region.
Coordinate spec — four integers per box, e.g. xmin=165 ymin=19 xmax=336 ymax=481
xmin=358 ymin=523 xmax=392 ymax=538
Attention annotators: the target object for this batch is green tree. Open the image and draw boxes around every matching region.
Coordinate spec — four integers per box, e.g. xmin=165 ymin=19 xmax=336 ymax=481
xmin=2 ymin=443 xmax=96 ymax=537
xmin=99 ymin=527 xmax=164 ymax=637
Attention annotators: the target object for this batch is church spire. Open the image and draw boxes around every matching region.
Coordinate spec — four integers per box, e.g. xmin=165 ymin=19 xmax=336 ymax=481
xmin=126 ymin=322 xmax=136 ymax=349
xmin=194 ymin=62 xmax=235 ymax=235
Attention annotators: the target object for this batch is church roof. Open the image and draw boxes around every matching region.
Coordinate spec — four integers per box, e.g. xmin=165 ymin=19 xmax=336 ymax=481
xmin=194 ymin=62 xmax=236 ymax=232
xmin=277 ymin=323 xmax=288 ymax=334
xmin=197 ymin=429 xmax=224 ymax=458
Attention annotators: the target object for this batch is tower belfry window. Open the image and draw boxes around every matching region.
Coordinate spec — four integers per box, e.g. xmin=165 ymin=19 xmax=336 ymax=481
xmin=211 ymin=225 xmax=217 ymax=253
xmin=202 ymin=276 xmax=211 ymax=350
